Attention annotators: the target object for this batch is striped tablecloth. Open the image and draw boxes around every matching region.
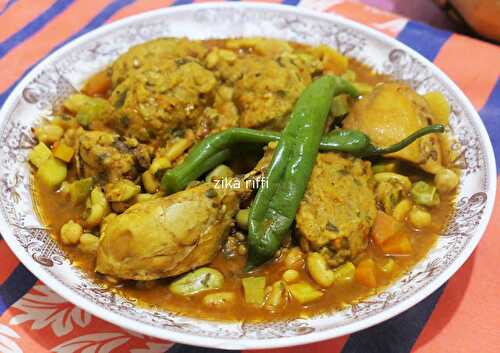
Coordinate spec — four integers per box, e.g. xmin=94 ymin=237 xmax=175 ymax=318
xmin=0 ymin=1 xmax=499 ymax=352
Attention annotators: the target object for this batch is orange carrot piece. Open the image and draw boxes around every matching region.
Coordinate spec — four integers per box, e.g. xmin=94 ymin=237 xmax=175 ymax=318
xmin=82 ymin=70 xmax=111 ymax=97
xmin=52 ymin=143 xmax=74 ymax=163
xmin=355 ymin=258 xmax=377 ymax=288
xmin=381 ymin=233 xmax=412 ymax=255
xmin=371 ymin=211 xmax=401 ymax=246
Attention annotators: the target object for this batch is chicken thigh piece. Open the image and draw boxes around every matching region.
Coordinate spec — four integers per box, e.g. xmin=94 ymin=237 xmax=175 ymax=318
xmin=96 ymin=182 xmax=239 ymax=280
xmin=343 ymin=82 xmax=443 ymax=174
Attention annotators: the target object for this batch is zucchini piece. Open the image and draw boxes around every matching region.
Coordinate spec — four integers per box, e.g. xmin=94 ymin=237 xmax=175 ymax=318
xmin=28 ymin=142 xmax=52 ymax=168
xmin=36 ymin=158 xmax=67 ymax=188
xmin=288 ymin=282 xmax=323 ymax=304
xmin=242 ymin=276 xmax=266 ymax=305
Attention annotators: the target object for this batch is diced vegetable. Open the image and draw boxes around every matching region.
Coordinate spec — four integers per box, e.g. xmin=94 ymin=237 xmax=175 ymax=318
xmin=381 ymin=233 xmax=412 ymax=255
xmin=78 ymin=233 xmax=99 ymax=254
xmin=206 ymin=164 xmax=234 ymax=182
xmin=411 ymin=181 xmax=440 ymax=207
xmin=36 ymin=158 xmax=67 ymax=188
xmin=409 ymin=206 xmax=432 ymax=229
xmin=236 ymin=208 xmax=249 ymax=230
xmin=82 ymin=70 xmax=112 ymax=97
xmin=434 ymin=168 xmax=459 ymax=193
xmin=288 ymin=282 xmax=323 ymax=304
xmin=104 ymin=180 xmax=141 ymax=202
xmin=69 ymin=178 xmax=94 ymax=205
xmin=202 ymin=292 xmax=236 ymax=308
xmin=28 ymin=142 xmax=52 ymax=168
xmin=242 ymin=276 xmax=266 ymax=305
xmin=63 ymin=94 xmax=112 ymax=127
xmin=371 ymin=211 xmax=401 ymax=246
xmin=424 ymin=91 xmax=450 ymax=124
xmin=392 ymin=199 xmax=412 ymax=221
xmin=307 ymin=252 xmax=335 ymax=288
xmin=60 ymin=220 xmax=82 ymax=245
xmin=282 ymin=269 xmax=299 ymax=283
xmin=170 ymin=267 xmax=224 ymax=296
xmin=52 ymin=143 xmax=75 ymax=163
xmin=372 ymin=160 xmax=398 ymax=174
xmin=166 ymin=137 xmax=193 ymax=161
xmin=330 ymin=261 xmax=356 ymax=284
xmin=355 ymin=258 xmax=377 ymax=288
xmin=34 ymin=124 xmax=64 ymax=145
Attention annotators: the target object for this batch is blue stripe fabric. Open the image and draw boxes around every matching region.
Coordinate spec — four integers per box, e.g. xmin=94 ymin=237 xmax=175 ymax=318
xmin=0 ymin=0 xmax=16 ymax=16
xmin=171 ymin=0 xmax=194 ymax=6
xmin=396 ymin=20 xmax=452 ymax=61
xmin=282 ymin=0 xmax=301 ymax=5
xmin=0 ymin=0 xmax=74 ymax=59
xmin=480 ymin=78 xmax=500 ymax=172
xmin=340 ymin=285 xmax=446 ymax=353
xmin=0 ymin=264 xmax=37 ymax=315
xmin=0 ymin=0 xmax=137 ymax=109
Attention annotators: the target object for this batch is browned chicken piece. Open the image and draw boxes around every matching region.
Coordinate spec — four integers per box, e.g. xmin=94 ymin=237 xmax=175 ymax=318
xmin=95 ymin=183 xmax=240 ymax=280
xmin=343 ymin=82 xmax=443 ymax=174
xmin=296 ymin=152 xmax=377 ymax=267
xmin=78 ymin=131 xmax=153 ymax=183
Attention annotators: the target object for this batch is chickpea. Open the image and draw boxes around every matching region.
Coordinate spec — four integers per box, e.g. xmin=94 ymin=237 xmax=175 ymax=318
xmin=78 ymin=233 xmax=99 ymax=254
xmin=236 ymin=208 xmax=249 ymax=230
xmin=435 ymin=168 xmax=459 ymax=193
xmin=282 ymin=269 xmax=299 ymax=283
xmin=60 ymin=220 xmax=82 ymax=245
xmin=35 ymin=124 xmax=64 ymax=145
xmin=392 ymin=199 xmax=412 ymax=221
xmin=306 ymin=252 xmax=334 ymax=288
xmin=84 ymin=187 xmax=110 ymax=228
xmin=409 ymin=206 xmax=432 ymax=229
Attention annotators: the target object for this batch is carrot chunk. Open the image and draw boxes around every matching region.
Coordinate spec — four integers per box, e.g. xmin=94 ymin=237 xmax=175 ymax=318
xmin=371 ymin=211 xmax=401 ymax=246
xmin=381 ymin=233 xmax=412 ymax=255
xmin=355 ymin=258 xmax=377 ymax=288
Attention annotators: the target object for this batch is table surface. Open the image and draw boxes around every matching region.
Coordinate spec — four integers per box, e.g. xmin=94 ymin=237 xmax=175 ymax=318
xmin=0 ymin=1 xmax=499 ymax=353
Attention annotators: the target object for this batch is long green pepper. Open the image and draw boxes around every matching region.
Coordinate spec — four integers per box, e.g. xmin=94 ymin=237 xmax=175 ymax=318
xmin=161 ymin=124 xmax=444 ymax=194
xmin=246 ymin=75 xmax=359 ymax=269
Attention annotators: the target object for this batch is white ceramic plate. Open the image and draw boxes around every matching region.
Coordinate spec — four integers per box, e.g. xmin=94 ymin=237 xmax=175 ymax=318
xmin=0 ymin=3 xmax=496 ymax=350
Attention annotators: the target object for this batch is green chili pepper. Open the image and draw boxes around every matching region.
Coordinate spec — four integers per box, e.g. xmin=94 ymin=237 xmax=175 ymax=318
xmin=246 ymin=75 xmax=358 ymax=269
xmin=161 ymin=124 xmax=444 ymax=194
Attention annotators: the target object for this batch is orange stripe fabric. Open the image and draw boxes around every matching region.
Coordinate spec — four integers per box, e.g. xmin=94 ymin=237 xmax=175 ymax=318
xmin=0 ymin=0 xmax=55 ymax=42
xmin=326 ymin=0 xmax=405 ymax=37
xmin=108 ymin=0 xmax=175 ymax=23
xmin=0 ymin=0 xmax=115 ymax=93
xmin=0 ymin=241 xmax=20 ymax=283
xmin=433 ymin=33 xmax=500 ymax=110
xmin=412 ymin=178 xmax=500 ymax=353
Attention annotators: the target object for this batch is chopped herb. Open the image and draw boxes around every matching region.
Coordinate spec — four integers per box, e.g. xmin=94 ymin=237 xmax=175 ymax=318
xmin=326 ymin=221 xmax=339 ymax=232
xmin=114 ymin=89 xmax=128 ymax=108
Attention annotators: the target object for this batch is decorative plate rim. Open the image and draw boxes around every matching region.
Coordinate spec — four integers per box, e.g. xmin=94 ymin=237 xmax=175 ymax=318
xmin=0 ymin=3 xmax=496 ymax=350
